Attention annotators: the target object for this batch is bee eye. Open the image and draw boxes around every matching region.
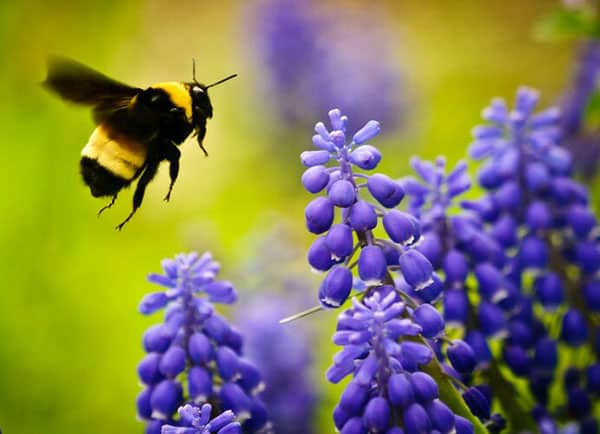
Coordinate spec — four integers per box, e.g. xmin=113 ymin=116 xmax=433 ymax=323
xmin=193 ymin=87 xmax=204 ymax=94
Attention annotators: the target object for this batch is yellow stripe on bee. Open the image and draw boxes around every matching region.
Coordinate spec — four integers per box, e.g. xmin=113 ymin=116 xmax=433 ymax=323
xmin=81 ymin=125 xmax=147 ymax=180
xmin=151 ymin=81 xmax=192 ymax=121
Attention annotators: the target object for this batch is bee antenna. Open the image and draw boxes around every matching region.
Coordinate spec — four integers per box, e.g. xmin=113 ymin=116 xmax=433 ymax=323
xmin=192 ymin=58 xmax=199 ymax=84
xmin=205 ymin=74 xmax=238 ymax=89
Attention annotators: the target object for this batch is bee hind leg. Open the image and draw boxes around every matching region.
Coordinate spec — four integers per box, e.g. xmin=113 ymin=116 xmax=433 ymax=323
xmin=163 ymin=143 xmax=181 ymax=202
xmin=116 ymin=160 xmax=160 ymax=231
xmin=97 ymin=193 xmax=118 ymax=217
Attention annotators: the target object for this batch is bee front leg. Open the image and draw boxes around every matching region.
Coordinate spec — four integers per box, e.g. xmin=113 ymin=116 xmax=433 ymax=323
xmin=196 ymin=117 xmax=208 ymax=156
xmin=116 ymin=159 xmax=160 ymax=231
xmin=163 ymin=143 xmax=181 ymax=202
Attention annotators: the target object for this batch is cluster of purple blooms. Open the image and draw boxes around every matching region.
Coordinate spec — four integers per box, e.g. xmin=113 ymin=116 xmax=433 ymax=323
xmin=298 ymin=94 xmax=600 ymax=432
xmin=136 ymin=253 xmax=270 ymax=434
xmin=130 ymin=38 xmax=600 ymax=433
xmin=301 ymin=109 xmax=490 ymax=433
xmin=467 ymin=87 xmax=600 ymax=432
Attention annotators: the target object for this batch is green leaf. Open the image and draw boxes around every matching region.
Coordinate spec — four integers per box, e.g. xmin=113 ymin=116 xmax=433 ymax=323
xmin=534 ymin=8 xmax=596 ymax=41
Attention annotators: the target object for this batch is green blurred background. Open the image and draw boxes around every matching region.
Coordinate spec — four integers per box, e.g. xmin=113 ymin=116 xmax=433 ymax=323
xmin=0 ymin=1 xmax=576 ymax=433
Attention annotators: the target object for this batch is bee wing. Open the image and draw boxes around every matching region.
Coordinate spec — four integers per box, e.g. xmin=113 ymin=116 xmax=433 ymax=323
xmin=43 ymin=56 xmax=141 ymax=105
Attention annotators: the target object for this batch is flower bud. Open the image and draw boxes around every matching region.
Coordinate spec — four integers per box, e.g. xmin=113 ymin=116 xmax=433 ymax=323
xmin=302 ymin=165 xmax=330 ymax=193
xmin=566 ymin=205 xmax=596 ymax=238
xmin=150 ymin=379 xmax=183 ymax=418
xmin=444 ymin=289 xmax=469 ymax=326
xmin=412 ymin=303 xmax=444 ymax=338
xmin=534 ymin=273 xmax=563 ymax=309
xmin=367 ymin=174 xmax=405 ymax=208
xmin=326 ymin=224 xmax=354 ymax=259
xmin=319 ymin=266 xmax=353 ymax=308
xmin=300 ymin=150 xmax=330 ymax=167
xmin=349 ymin=145 xmax=382 ymax=170
xmin=358 ymin=245 xmax=387 ymax=284
xmin=348 ymin=200 xmax=377 ymax=231
xmin=305 ymin=197 xmax=334 ymax=234
xmin=136 ymin=388 xmax=152 ymax=419
xmin=159 ymin=346 xmax=186 ymax=378
xmin=188 ymin=334 xmax=214 ymax=366
xmin=388 ymin=373 xmax=415 ymax=407
xmin=425 ymin=399 xmax=455 ymax=433
xmin=462 ymin=387 xmax=490 ymax=420
xmin=402 ymin=403 xmax=432 ymax=433
xmin=353 ymin=120 xmax=381 ymax=144
xmin=409 ymin=372 xmax=438 ymax=402
xmin=138 ymin=353 xmax=163 ymax=385
xmin=363 ymin=397 xmax=390 ymax=432
xmin=447 ymin=340 xmax=477 ymax=374
xmin=329 ymin=180 xmax=357 ymax=207
xmin=383 ymin=210 xmax=419 ymax=245
xmin=561 ymin=308 xmax=588 ymax=347
xmin=216 ymin=346 xmax=240 ymax=381
xmin=307 ymin=236 xmax=335 ymax=271
xmin=583 ymin=280 xmax=600 ymax=312
xmin=398 ymin=250 xmax=433 ymax=290
xmin=188 ymin=366 xmax=212 ymax=402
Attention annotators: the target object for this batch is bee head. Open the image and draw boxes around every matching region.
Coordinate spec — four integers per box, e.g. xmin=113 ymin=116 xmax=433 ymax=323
xmin=189 ymin=58 xmax=237 ymax=121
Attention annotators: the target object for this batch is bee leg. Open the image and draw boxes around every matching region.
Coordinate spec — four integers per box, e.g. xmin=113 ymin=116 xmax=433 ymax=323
xmin=115 ymin=160 xmax=160 ymax=231
xmin=196 ymin=118 xmax=208 ymax=156
xmin=97 ymin=193 xmax=118 ymax=217
xmin=163 ymin=144 xmax=181 ymax=202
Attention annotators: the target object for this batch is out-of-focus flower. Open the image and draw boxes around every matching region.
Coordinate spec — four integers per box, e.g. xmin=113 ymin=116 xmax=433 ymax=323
xmin=249 ymin=0 xmax=405 ymax=132
xmin=232 ymin=228 xmax=318 ymax=434
xmin=470 ymin=87 xmax=600 ymax=432
xmin=561 ymin=40 xmax=600 ymax=178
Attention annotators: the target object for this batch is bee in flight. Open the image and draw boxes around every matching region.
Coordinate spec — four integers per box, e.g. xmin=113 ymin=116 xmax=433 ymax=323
xmin=43 ymin=56 xmax=237 ymax=230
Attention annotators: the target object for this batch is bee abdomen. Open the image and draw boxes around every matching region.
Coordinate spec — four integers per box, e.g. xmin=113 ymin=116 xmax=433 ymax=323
xmin=80 ymin=157 xmax=130 ymax=197
xmin=80 ymin=125 xmax=147 ymax=197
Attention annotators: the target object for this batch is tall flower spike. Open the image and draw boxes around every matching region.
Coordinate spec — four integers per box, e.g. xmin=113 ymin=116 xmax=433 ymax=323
xmin=302 ymin=111 xmax=487 ymax=432
xmin=301 ymin=109 xmax=439 ymax=309
xmin=470 ymin=87 xmax=600 ymax=432
xmin=137 ymin=252 xmax=270 ymax=434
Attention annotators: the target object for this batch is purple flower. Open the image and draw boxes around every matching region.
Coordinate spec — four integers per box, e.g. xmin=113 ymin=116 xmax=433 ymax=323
xmin=249 ymin=0 xmax=405 ymax=132
xmin=137 ymin=253 xmax=269 ymax=434
xmin=301 ymin=109 xmax=433 ymax=308
xmin=161 ymin=404 xmax=241 ymax=434
xmin=327 ymin=289 xmax=471 ymax=433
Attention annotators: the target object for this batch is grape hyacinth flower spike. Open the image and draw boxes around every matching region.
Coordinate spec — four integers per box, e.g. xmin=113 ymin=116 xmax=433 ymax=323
xmin=301 ymin=110 xmax=490 ymax=433
xmin=302 ymin=109 xmax=438 ymax=308
xmin=136 ymin=252 xmax=270 ymax=434
xmin=469 ymin=87 xmax=600 ymax=432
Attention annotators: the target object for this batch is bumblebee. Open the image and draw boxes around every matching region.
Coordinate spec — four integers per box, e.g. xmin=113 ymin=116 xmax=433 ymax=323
xmin=43 ymin=56 xmax=237 ymax=229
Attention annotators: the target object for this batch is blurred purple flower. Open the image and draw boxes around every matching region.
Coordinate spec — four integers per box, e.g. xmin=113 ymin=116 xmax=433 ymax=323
xmin=232 ymin=227 xmax=318 ymax=434
xmin=238 ymin=296 xmax=316 ymax=434
xmin=250 ymin=0 xmax=405 ymax=132
xmin=561 ymin=40 xmax=600 ymax=178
